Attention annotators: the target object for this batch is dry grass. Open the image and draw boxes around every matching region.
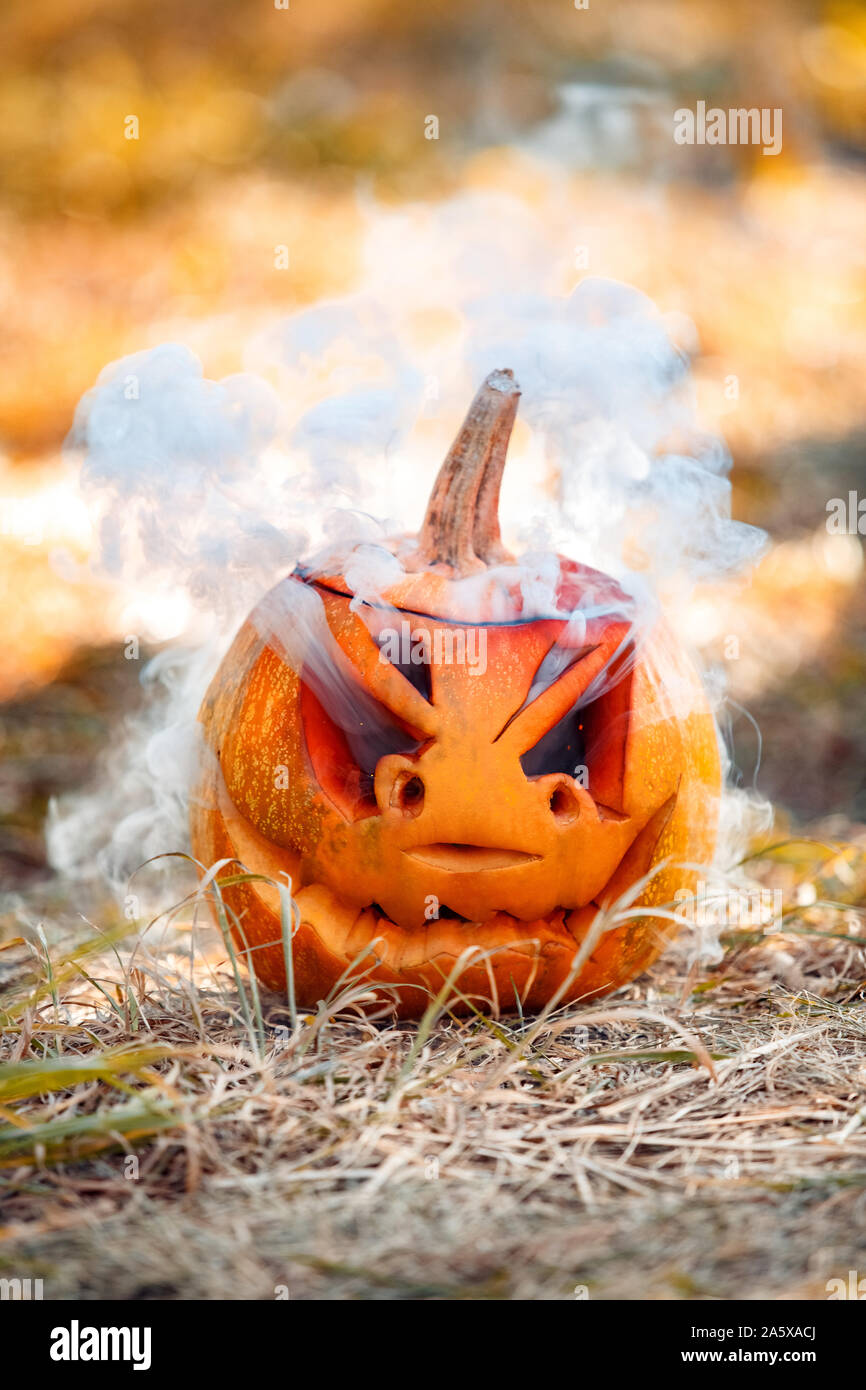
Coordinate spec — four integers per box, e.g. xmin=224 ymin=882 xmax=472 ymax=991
xmin=1 ymin=834 xmax=866 ymax=1301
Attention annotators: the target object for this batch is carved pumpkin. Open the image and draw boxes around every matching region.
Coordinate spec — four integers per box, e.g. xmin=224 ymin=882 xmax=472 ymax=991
xmin=191 ymin=370 xmax=720 ymax=1017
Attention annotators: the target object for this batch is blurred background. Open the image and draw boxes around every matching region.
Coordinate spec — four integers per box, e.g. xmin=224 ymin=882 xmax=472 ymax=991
xmin=1 ymin=0 xmax=865 ymax=910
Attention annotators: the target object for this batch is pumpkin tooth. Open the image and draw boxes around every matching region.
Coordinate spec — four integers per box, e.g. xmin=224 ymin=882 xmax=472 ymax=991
xmin=472 ymin=913 xmax=523 ymax=953
xmin=512 ymin=936 xmax=543 ymax=959
xmin=294 ymin=884 xmax=360 ymax=958
xmin=344 ymin=906 xmax=378 ymax=959
xmin=564 ymin=904 xmax=599 ymax=945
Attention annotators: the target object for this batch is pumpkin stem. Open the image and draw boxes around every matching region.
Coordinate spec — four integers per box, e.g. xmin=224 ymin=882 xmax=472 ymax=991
xmin=414 ymin=369 xmax=520 ymax=575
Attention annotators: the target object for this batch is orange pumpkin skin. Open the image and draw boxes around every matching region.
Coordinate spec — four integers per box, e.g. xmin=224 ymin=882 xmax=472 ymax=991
xmin=190 ymin=372 xmax=721 ymax=1017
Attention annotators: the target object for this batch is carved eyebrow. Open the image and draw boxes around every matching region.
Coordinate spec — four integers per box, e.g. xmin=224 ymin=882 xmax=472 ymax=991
xmin=495 ymin=623 xmax=633 ymax=755
xmin=525 ymin=641 xmax=599 ymax=707
xmin=373 ymin=633 xmax=434 ymax=704
xmin=261 ymin=578 xmax=439 ymax=739
xmin=493 ymin=641 xmax=598 ymax=743
xmin=327 ymin=601 xmax=439 ymax=737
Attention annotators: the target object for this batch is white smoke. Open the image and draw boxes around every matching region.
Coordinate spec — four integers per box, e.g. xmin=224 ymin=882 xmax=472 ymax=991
xmin=47 ymin=190 xmax=768 ymax=931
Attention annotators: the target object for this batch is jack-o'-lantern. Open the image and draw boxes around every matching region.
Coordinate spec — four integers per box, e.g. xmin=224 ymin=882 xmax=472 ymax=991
xmin=191 ymin=370 xmax=721 ymax=1017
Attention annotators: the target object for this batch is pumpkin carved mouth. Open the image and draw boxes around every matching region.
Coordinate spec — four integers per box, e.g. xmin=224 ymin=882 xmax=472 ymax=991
xmin=404 ymin=843 xmax=541 ymax=871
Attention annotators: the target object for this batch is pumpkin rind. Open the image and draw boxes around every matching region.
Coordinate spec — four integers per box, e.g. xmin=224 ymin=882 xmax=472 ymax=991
xmin=190 ymin=372 xmax=721 ymax=1017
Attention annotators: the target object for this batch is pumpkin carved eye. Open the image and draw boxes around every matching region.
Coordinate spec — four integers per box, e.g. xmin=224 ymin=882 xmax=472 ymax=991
xmin=519 ymin=644 xmax=635 ymax=816
xmin=520 ymin=703 xmax=587 ymax=780
xmin=300 ymin=681 xmax=424 ymax=822
xmin=374 ymin=637 xmax=433 ymax=703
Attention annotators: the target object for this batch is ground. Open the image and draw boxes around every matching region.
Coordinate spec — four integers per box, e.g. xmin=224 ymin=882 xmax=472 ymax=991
xmin=2 ymin=832 xmax=865 ymax=1300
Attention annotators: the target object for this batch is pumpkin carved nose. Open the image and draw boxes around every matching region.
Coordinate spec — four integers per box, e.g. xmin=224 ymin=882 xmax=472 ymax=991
xmin=375 ymin=755 xmax=426 ymax=817
xmin=542 ymin=776 xmax=583 ymax=825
